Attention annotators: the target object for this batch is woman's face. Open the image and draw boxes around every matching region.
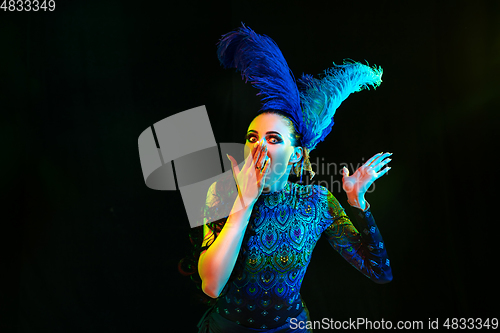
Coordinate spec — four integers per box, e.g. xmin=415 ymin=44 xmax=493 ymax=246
xmin=245 ymin=113 xmax=301 ymax=189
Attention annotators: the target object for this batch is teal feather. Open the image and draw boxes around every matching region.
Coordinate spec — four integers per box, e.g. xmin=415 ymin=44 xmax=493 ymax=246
xmin=297 ymin=60 xmax=383 ymax=150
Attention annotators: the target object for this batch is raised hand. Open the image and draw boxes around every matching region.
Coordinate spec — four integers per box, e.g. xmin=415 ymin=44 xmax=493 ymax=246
xmin=342 ymin=152 xmax=392 ymax=203
xmin=226 ymin=138 xmax=270 ymax=207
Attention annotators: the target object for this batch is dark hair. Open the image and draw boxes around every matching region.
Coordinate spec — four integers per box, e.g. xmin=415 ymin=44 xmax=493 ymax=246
xmin=177 ymin=110 xmax=305 ymax=305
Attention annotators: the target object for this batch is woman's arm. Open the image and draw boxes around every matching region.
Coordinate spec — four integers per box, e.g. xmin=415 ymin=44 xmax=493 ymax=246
xmin=199 ymin=138 xmax=270 ymax=298
xmin=323 ymin=152 xmax=392 ymax=283
xmin=198 ymin=197 xmax=255 ymax=298
xmin=322 ymin=190 xmax=392 ymax=284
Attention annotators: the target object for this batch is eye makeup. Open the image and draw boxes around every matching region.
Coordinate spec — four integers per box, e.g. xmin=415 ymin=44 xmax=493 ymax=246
xmin=245 ymin=131 xmax=283 ymax=144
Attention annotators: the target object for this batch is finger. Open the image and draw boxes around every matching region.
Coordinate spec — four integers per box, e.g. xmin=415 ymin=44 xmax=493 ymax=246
xmin=251 ymin=138 xmax=263 ymax=165
xmin=243 ymin=142 xmax=259 ymax=169
xmin=253 ymin=139 xmax=268 ymax=168
xmin=256 ymin=142 xmax=268 ymax=169
xmin=372 ymin=157 xmax=391 ymax=173
xmin=227 ymin=154 xmax=245 ymax=191
xmin=257 ymin=156 xmax=269 ymax=177
xmin=366 ymin=152 xmax=392 ymax=167
xmin=364 ymin=152 xmax=383 ymax=166
xmin=375 ymin=166 xmax=391 ymax=178
xmin=260 ymin=155 xmax=271 ymax=175
xmin=251 ymin=138 xmax=262 ymax=159
xmin=342 ymin=166 xmax=349 ymax=177
xmin=368 ymin=152 xmax=389 ymax=166
xmin=226 ymin=154 xmax=240 ymax=175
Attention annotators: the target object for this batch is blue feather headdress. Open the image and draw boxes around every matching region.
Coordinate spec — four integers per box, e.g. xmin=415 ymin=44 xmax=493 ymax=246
xmin=216 ymin=22 xmax=383 ymax=172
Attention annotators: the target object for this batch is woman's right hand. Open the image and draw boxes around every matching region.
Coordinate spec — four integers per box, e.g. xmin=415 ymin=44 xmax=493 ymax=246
xmin=226 ymin=138 xmax=270 ymax=207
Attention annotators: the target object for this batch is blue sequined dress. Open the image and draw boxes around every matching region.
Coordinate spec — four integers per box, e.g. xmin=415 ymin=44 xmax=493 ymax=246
xmin=198 ymin=180 xmax=392 ymax=332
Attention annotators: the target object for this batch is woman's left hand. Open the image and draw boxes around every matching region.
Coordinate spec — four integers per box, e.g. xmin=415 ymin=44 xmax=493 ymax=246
xmin=342 ymin=152 xmax=392 ymax=206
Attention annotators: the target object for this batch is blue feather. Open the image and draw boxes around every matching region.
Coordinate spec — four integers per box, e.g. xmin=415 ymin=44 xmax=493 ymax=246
xmin=216 ymin=23 xmax=304 ymax=131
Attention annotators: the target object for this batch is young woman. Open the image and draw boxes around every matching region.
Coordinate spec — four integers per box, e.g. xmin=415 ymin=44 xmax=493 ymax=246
xmin=179 ymin=23 xmax=393 ymax=333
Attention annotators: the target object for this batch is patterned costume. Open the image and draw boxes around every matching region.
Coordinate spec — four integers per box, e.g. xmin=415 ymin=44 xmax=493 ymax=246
xmin=197 ymin=181 xmax=391 ymax=332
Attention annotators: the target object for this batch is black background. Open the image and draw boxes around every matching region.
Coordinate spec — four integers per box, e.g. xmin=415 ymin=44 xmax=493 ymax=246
xmin=2 ymin=0 xmax=499 ymax=332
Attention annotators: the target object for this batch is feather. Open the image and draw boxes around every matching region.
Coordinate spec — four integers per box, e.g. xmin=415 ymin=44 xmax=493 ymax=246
xmin=216 ymin=23 xmax=383 ymax=153
xmin=216 ymin=22 xmax=304 ymax=133
xmin=297 ymin=60 xmax=383 ymax=150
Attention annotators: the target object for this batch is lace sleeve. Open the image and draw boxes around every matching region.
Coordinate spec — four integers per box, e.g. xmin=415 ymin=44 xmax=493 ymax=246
xmin=321 ymin=189 xmax=393 ymax=284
